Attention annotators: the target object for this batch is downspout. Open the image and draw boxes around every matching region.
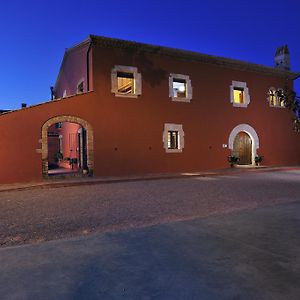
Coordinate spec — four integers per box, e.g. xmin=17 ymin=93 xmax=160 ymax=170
xmin=86 ymin=38 xmax=93 ymax=91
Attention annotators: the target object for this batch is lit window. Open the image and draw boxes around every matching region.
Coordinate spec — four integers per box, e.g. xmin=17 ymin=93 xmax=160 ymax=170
xmin=173 ymin=80 xmax=187 ymax=98
xmin=230 ymin=81 xmax=250 ymax=107
xmin=117 ymin=72 xmax=134 ymax=94
xmin=233 ymin=88 xmax=244 ymax=104
xmin=168 ymin=131 xmax=179 ymax=149
xmin=111 ymin=66 xmax=142 ymax=98
xmin=169 ymin=74 xmax=192 ymax=102
xmin=163 ymin=123 xmax=184 ymax=153
xmin=268 ymin=88 xmax=285 ymax=108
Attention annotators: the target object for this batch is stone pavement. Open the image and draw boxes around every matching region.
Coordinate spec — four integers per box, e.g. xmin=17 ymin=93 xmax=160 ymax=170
xmin=0 ymin=201 xmax=299 ymax=300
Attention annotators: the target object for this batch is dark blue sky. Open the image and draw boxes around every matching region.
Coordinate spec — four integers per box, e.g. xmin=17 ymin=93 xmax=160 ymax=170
xmin=1 ymin=0 xmax=299 ymax=109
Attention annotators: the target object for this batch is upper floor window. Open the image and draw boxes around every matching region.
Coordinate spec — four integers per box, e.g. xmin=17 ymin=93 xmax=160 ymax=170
xmin=268 ymin=88 xmax=285 ymax=108
xmin=77 ymin=80 xmax=84 ymax=94
xmin=230 ymin=81 xmax=250 ymax=108
xmin=111 ymin=66 xmax=142 ymax=98
xmin=169 ymin=74 xmax=192 ymax=102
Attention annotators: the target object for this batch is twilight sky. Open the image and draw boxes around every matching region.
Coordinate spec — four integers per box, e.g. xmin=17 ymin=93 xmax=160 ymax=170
xmin=0 ymin=0 xmax=299 ymax=109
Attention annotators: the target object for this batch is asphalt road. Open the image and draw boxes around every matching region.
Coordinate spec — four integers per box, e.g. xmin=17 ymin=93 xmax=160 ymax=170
xmin=1 ymin=169 xmax=300 ymax=247
xmin=0 ymin=200 xmax=299 ymax=299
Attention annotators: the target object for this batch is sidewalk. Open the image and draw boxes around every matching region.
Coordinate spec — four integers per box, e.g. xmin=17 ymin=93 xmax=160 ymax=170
xmin=0 ymin=165 xmax=299 ymax=193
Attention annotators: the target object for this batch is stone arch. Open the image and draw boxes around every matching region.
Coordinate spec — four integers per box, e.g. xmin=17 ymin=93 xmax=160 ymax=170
xmin=228 ymin=124 xmax=259 ymax=165
xmin=41 ymin=115 xmax=94 ymax=177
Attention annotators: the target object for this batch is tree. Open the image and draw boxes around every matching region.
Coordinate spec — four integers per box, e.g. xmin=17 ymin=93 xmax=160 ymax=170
xmin=276 ymin=79 xmax=300 ymax=132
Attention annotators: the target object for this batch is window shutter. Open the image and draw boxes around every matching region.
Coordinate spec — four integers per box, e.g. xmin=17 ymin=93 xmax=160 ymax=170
xmin=169 ymin=76 xmax=173 ymax=98
xmin=188 ymin=79 xmax=193 ymax=100
xmin=135 ymin=73 xmax=142 ymax=95
xmin=111 ymin=69 xmax=117 ymax=93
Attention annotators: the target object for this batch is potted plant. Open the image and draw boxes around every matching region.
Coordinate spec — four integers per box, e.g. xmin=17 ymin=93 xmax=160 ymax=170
xmin=228 ymin=155 xmax=239 ymax=168
xmin=54 ymin=151 xmax=63 ymax=163
xmin=255 ymin=155 xmax=264 ymax=166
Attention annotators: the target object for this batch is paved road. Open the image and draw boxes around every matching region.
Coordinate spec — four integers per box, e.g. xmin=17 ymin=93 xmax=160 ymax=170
xmin=1 ymin=169 xmax=300 ymax=247
xmin=0 ymin=201 xmax=299 ymax=300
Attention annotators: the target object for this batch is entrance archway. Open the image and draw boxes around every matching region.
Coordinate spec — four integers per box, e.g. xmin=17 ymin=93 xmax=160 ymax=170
xmin=41 ymin=116 xmax=94 ymax=177
xmin=228 ymin=124 xmax=259 ymax=165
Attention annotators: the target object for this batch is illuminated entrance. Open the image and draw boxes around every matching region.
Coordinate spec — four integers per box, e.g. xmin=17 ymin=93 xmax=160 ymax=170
xmin=41 ymin=116 xmax=94 ymax=177
xmin=233 ymin=132 xmax=252 ymax=165
xmin=228 ymin=124 xmax=260 ymax=165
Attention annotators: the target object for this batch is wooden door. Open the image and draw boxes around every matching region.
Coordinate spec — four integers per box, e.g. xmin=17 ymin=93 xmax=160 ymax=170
xmin=233 ymin=132 xmax=252 ymax=165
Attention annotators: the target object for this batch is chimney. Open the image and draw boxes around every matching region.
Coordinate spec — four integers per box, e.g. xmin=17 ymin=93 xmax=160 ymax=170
xmin=274 ymin=45 xmax=290 ymax=70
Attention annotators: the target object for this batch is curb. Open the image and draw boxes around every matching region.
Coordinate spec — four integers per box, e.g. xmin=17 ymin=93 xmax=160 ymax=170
xmin=0 ymin=166 xmax=299 ymax=193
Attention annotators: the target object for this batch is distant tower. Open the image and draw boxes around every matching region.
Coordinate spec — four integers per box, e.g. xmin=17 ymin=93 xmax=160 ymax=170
xmin=274 ymin=45 xmax=290 ymax=70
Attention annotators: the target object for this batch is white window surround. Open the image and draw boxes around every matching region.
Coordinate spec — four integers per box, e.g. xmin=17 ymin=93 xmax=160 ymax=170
xmin=268 ymin=87 xmax=285 ymax=108
xmin=228 ymin=124 xmax=259 ymax=165
xmin=163 ymin=123 xmax=184 ymax=153
xmin=230 ymin=81 xmax=250 ymax=108
xmin=169 ymin=74 xmax=192 ymax=102
xmin=111 ymin=65 xmax=142 ymax=98
xmin=63 ymin=90 xmax=67 ymax=98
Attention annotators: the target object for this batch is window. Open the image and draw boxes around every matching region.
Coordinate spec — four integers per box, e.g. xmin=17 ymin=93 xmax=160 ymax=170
xmin=59 ymin=135 xmax=63 ymax=155
xmin=268 ymin=88 xmax=285 ymax=108
xmin=55 ymin=122 xmax=63 ymax=129
xmin=168 ymin=131 xmax=179 ymax=149
xmin=169 ymin=74 xmax=192 ymax=102
xmin=77 ymin=80 xmax=84 ymax=94
xmin=230 ymin=81 xmax=250 ymax=107
xmin=233 ymin=88 xmax=244 ymax=104
xmin=117 ymin=72 xmax=134 ymax=94
xmin=163 ymin=123 xmax=184 ymax=153
xmin=111 ymin=66 xmax=142 ymax=98
xmin=63 ymin=90 xmax=67 ymax=98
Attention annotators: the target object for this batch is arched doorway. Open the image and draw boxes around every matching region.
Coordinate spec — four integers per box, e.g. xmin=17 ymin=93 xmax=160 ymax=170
xmin=233 ymin=132 xmax=252 ymax=165
xmin=228 ymin=124 xmax=260 ymax=165
xmin=41 ymin=116 xmax=94 ymax=178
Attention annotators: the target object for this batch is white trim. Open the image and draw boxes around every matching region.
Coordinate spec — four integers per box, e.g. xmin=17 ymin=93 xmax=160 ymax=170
xmin=230 ymin=81 xmax=250 ymax=108
xmin=169 ymin=74 xmax=192 ymax=103
xmin=228 ymin=124 xmax=259 ymax=165
xmin=111 ymin=65 xmax=142 ymax=98
xmin=163 ymin=123 xmax=184 ymax=153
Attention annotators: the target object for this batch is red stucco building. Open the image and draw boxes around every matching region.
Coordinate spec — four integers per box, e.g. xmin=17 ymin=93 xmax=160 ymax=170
xmin=0 ymin=35 xmax=299 ymax=184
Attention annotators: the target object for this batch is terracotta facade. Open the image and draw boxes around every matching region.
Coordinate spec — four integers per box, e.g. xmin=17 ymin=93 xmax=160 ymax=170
xmin=0 ymin=35 xmax=299 ymax=183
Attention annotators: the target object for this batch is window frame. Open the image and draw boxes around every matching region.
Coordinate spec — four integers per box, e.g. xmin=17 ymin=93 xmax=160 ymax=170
xmin=230 ymin=81 xmax=250 ymax=108
xmin=169 ymin=74 xmax=192 ymax=103
xmin=268 ymin=87 xmax=285 ymax=108
xmin=111 ymin=65 xmax=142 ymax=98
xmin=77 ymin=79 xmax=84 ymax=94
xmin=163 ymin=123 xmax=184 ymax=153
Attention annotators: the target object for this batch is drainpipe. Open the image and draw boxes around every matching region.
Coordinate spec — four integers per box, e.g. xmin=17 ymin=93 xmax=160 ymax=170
xmin=86 ymin=38 xmax=93 ymax=91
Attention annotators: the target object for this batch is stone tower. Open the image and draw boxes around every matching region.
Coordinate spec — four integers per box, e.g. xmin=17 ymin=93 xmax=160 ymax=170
xmin=274 ymin=45 xmax=290 ymax=70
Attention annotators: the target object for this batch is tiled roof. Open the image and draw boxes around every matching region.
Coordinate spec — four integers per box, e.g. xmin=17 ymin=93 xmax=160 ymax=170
xmin=89 ymin=35 xmax=299 ymax=80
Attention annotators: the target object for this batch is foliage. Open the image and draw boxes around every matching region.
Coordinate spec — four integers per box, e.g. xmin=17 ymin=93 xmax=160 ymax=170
xmin=276 ymin=81 xmax=300 ymax=132
xmin=54 ymin=151 xmax=63 ymax=162
xmin=255 ymin=155 xmax=264 ymax=164
xmin=228 ymin=155 xmax=239 ymax=164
